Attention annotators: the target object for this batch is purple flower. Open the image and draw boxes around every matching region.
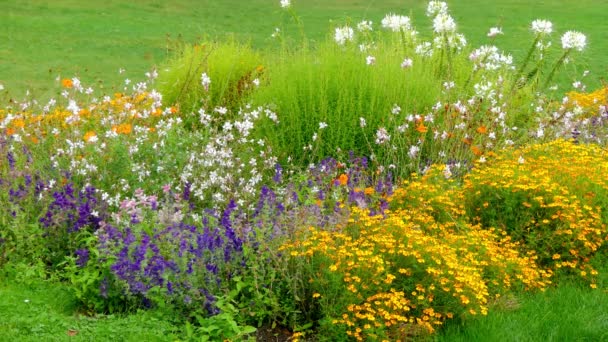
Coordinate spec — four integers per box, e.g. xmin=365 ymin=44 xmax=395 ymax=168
xmin=7 ymin=151 xmax=15 ymax=170
xmin=75 ymin=249 xmax=90 ymax=267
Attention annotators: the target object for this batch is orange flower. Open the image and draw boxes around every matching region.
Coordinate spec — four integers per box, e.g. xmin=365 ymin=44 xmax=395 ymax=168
xmin=338 ymin=173 xmax=348 ymax=186
xmin=416 ymin=123 xmax=428 ymax=133
xmin=170 ymin=106 xmax=178 ymax=114
xmin=112 ymin=123 xmax=132 ymax=135
xmin=364 ymin=187 xmax=374 ymax=195
xmin=476 ymin=125 xmax=488 ymax=134
xmin=6 ymin=128 xmax=15 ymax=135
xmin=471 ymin=145 xmax=483 ymax=156
xmin=61 ymin=78 xmax=73 ymax=88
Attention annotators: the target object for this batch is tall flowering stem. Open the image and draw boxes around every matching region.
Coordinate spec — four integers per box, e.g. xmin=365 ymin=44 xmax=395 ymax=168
xmin=541 ymin=48 xmax=571 ymax=90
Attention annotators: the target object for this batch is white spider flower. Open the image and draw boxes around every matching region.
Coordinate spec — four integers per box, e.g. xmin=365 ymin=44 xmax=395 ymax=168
xmin=381 ymin=14 xmax=412 ymax=32
xmin=531 ymin=19 xmax=553 ymax=35
xmin=359 ymin=117 xmax=367 ymax=128
xmin=319 ymin=122 xmax=328 ymax=129
xmin=561 ymin=31 xmax=586 ymax=51
xmin=400 ymin=58 xmax=413 ymax=69
xmin=280 ymin=0 xmax=290 ymax=8
xmin=487 ymin=27 xmax=503 ymax=37
xmin=426 ymin=1 xmax=448 ymax=18
xmin=357 ymin=20 xmax=373 ymax=32
xmin=334 ymin=26 xmax=354 ymax=45
xmin=366 ymin=55 xmax=376 ymax=65
xmin=433 ymin=13 xmax=456 ymax=34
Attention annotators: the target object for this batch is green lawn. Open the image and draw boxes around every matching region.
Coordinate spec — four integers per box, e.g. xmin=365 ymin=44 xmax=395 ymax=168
xmin=1 ymin=0 xmax=607 ymax=97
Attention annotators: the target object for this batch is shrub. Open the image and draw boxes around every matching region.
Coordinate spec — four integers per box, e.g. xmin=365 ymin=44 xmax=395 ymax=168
xmin=463 ymin=139 xmax=608 ymax=286
xmin=281 ymin=171 xmax=549 ymax=341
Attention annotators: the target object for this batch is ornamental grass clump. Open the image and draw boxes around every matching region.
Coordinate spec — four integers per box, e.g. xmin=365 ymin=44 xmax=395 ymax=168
xmin=281 ymin=169 xmax=549 ymax=341
xmin=156 ymin=39 xmax=263 ymax=123
xmin=463 ymin=140 xmax=608 ymax=287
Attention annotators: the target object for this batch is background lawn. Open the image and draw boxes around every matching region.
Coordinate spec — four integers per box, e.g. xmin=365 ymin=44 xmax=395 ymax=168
xmin=1 ymin=0 xmax=607 ymax=98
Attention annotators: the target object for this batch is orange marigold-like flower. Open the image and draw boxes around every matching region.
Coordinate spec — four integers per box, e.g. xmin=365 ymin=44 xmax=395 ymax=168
xmin=338 ymin=173 xmax=348 ymax=186
xmin=61 ymin=78 xmax=73 ymax=88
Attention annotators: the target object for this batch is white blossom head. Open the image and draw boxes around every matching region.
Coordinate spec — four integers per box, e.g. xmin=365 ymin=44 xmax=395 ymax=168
xmin=334 ymin=26 xmax=354 ymax=45
xmin=280 ymin=0 xmax=290 ymax=8
xmin=433 ymin=13 xmax=456 ymax=34
xmin=487 ymin=27 xmax=503 ymax=38
xmin=531 ymin=19 xmax=553 ymax=35
xmin=561 ymin=31 xmax=586 ymax=51
xmin=381 ymin=14 xmax=412 ymax=32
xmin=426 ymin=1 xmax=448 ymax=18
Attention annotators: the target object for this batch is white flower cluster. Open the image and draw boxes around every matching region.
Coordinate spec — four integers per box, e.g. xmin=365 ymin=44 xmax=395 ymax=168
xmin=531 ymin=19 xmax=553 ymax=35
xmin=381 ymin=14 xmax=412 ymax=32
xmin=426 ymin=1 xmax=448 ymax=18
xmin=561 ymin=31 xmax=586 ymax=51
xmin=469 ymin=45 xmax=514 ymax=71
xmin=487 ymin=27 xmax=503 ymax=38
xmin=280 ymin=0 xmax=290 ymax=9
xmin=357 ymin=20 xmax=373 ymax=32
xmin=433 ymin=13 xmax=456 ymax=34
xmin=334 ymin=26 xmax=354 ymax=45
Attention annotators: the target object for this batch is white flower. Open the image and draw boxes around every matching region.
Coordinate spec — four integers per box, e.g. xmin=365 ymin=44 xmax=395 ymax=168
xmin=375 ymin=127 xmax=390 ymax=145
xmin=400 ymin=58 xmax=413 ymax=69
xmin=381 ymin=14 xmax=412 ymax=32
xmin=359 ymin=117 xmax=367 ymax=128
xmin=201 ymin=72 xmax=211 ymax=91
xmin=531 ymin=19 xmax=553 ymax=35
xmin=518 ymin=156 xmax=525 ymax=164
xmin=334 ymin=26 xmax=354 ymax=45
xmin=280 ymin=0 xmax=290 ymax=8
xmin=408 ymin=145 xmax=420 ymax=159
xmin=561 ymin=31 xmax=586 ymax=51
xmin=252 ymin=78 xmax=260 ymax=87
xmin=366 ymin=55 xmax=376 ymax=65
xmin=433 ymin=13 xmax=456 ymax=34
xmin=319 ymin=122 xmax=328 ymax=129
xmin=391 ymin=104 xmax=401 ymax=114
xmin=0 ymin=84 xmax=4 ymax=91
xmin=487 ymin=27 xmax=503 ymax=37
xmin=357 ymin=20 xmax=373 ymax=32
xmin=426 ymin=1 xmax=448 ymax=18
xmin=415 ymin=42 xmax=433 ymax=57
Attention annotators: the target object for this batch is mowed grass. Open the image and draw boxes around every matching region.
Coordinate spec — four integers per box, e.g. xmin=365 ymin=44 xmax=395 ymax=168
xmin=0 ymin=280 xmax=184 ymax=341
xmin=3 ymin=272 xmax=608 ymax=341
xmin=1 ymin=0 xmax=607 ymax=98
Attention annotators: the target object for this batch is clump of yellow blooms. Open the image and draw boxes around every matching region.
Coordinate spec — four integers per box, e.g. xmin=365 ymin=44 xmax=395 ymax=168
xmin=566 ymin=85 xmax=608 ymax=117
xmin=281 ymin=168 xmax=550 ymax=341
xmin=464 ymin=139 xmax=608 ymax=287
xmin=281 ymin=140 xmax=608 ymax=340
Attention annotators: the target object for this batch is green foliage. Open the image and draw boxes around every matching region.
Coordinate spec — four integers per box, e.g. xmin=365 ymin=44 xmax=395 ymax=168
xmin=156 ymin=39 xmax=262 ymax=122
